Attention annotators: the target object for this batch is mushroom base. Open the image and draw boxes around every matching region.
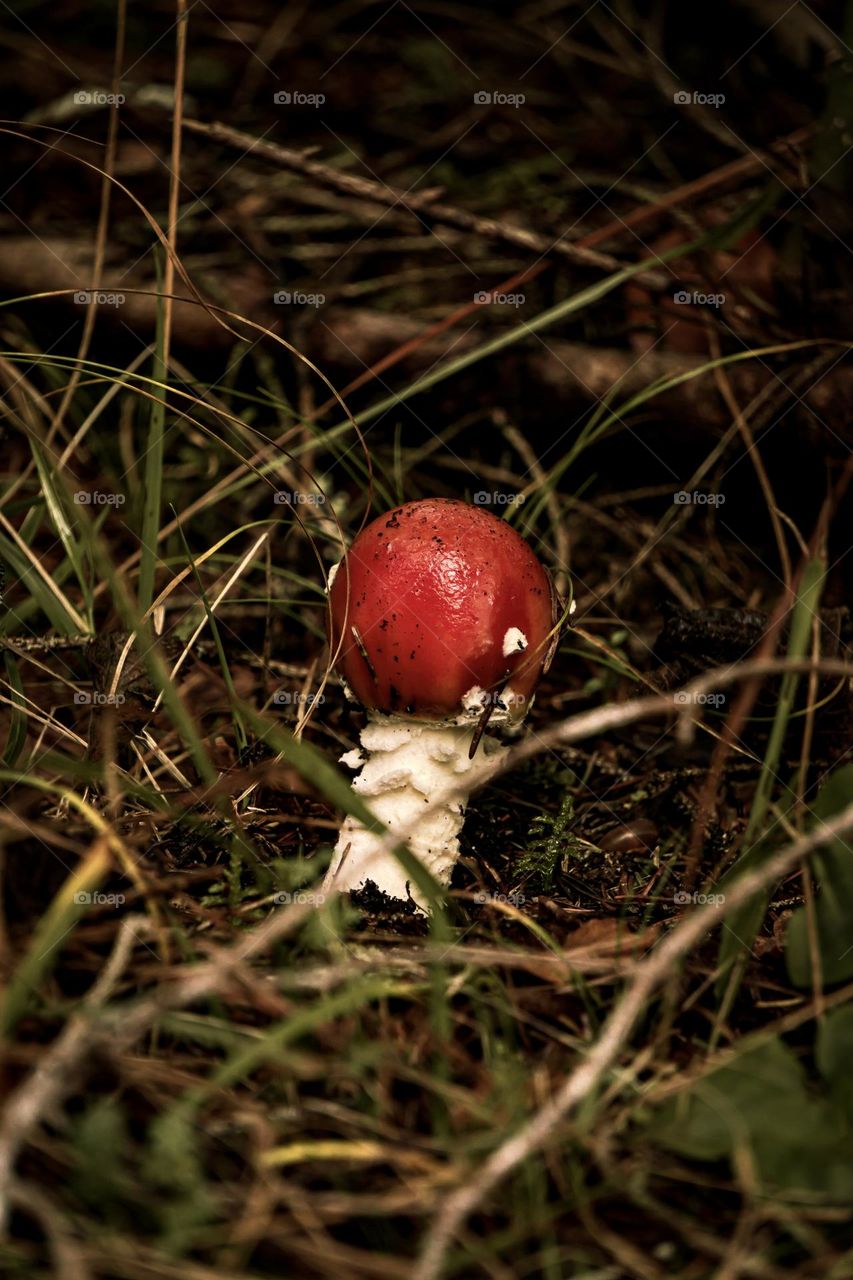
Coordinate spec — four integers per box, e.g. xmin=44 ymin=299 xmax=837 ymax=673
xmin=323 ymin=715 xmax=508 ymax=911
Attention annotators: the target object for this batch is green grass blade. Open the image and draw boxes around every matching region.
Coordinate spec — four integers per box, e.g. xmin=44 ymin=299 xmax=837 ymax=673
xmin=29 ymin=438 xmax=93 ymax=624
xmin=0 ymin=779 xmax=113 ymax=1033
xmin=0 ymin=530 xmax=85 ymax=635
xmin=138 ymin=255 xmax=167 ymax=614
xmin=174 ymin=514 xmax=248 ymax=752
xmin=2 ymin=651 xmax=28 ymax=767
xmin=717 ymin=557 xmax=826 ymax=995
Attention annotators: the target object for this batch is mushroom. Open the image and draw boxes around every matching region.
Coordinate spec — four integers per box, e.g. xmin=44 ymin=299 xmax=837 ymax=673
xmin=323 ymin=498 xmax=561 ymax=910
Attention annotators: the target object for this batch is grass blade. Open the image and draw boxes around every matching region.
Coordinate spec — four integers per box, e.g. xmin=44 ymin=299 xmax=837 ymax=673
xmin=2 ymin=651 xmax=27 ymax=767
xmin=29 ymin=438 xmax=92 ymax=626
xmin=138 ymin=256 xmax=168 ymax=614
xmin=716 ymin=557 xmax=826 ymax=997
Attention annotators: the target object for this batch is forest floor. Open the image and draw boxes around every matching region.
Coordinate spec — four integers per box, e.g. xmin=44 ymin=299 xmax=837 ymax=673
xmin=2 ymin=2 xmax=853 ymax=1277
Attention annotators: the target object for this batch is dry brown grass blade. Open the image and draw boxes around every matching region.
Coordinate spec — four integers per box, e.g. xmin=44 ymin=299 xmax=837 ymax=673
xmin=45 ymin=0 xmax=127 ymax=450
xmin=0 ymin=510 xmax=89 ymax=634
xmin=161 ymin=0 xmax=188 ymax=367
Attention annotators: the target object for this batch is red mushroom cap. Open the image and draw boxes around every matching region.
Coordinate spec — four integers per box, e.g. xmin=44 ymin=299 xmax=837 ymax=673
xmin=328 ymin=498 xmax=557 ymax=721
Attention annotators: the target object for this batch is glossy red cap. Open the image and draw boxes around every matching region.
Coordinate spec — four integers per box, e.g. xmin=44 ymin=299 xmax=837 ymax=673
xmin=328 ymin=498 xmax=557 ymax=721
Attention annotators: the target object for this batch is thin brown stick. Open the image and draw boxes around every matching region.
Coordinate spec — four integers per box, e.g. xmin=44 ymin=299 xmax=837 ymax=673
xmin=161 ymin=0 xmax=188 ymax=367
xmin=46 ymin=0 xmax=127 ymax=453
xmin=181 ymin=117 xmax=668 ymax=285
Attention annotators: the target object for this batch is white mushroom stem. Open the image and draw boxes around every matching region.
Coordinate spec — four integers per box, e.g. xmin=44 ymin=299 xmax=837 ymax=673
xmin=323 ymin=715 xmax=509 ymax=911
